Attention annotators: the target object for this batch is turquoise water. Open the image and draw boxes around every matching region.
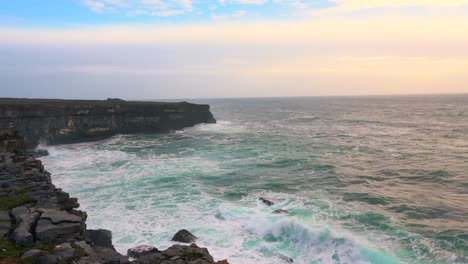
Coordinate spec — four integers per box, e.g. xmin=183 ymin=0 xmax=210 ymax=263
xmin=42 ymin=95 xmax=468 ymax=264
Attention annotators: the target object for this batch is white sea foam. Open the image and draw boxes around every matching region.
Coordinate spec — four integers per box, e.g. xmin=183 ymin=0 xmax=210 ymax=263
xmin=41 ymin=140 xmax=391 ymax=263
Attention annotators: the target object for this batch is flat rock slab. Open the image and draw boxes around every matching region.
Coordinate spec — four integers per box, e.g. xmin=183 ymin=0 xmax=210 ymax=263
xmin=39 ymin=208 xmax=83 ymax=224
xmin=36 ymin=219 xmax=83 ymax=243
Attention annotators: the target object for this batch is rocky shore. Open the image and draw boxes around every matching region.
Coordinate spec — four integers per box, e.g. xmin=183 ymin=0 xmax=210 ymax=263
xmin=0 ymin=98 xmax=216 ymax=148
xmin=0 ymin=127 xmax=227 ymax=263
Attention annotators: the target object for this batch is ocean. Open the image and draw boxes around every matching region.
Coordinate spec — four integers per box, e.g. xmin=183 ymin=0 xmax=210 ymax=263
xmin=41 ymin=95 xmax=468 ymax=264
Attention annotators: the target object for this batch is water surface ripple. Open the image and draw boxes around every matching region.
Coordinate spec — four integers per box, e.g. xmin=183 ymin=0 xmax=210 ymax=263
xmin=42 ymin=95 xmax=468 ymax=264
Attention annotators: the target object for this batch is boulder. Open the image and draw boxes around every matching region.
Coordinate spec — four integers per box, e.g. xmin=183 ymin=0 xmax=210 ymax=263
xmin=21 ymin=249 xmax=46 ymax=259
xmin=272 ymin=209 xmax=288 ymax=214
xmin=86 ymin=229 xmax=115 ymax=250
xmin=259 ymin=197 xmax=274 ymax=206
xmin=75 ymin=240 xmax=96 ymax=256
xmin=53 ymin=242 xmax=75 ymax=261
xmin=127 ymin=245 xmax=159 ymax=258
xmin=172 ymin=229 xmax=197 ymax=243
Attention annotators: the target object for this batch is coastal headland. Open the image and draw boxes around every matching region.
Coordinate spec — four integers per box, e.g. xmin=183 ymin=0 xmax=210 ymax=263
xmin=0 ymin=98 xmax=216 ymax=148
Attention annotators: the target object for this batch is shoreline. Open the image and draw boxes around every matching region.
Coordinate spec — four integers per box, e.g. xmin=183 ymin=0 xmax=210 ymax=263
xmin=0 ymin=128 xmax=228 ymax=264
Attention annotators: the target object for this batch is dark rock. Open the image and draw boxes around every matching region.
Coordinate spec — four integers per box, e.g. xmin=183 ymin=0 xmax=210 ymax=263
xmin=21 ymin=249 xmax=46 ymax=259
xmin=34 ymin=254 xmax=59 ymax=264
xmin=272 ymin=209 xmax=288 ymax=214
xmin=172 ymin=229 xmax=197 ymax=243
xmin=35 ymin=218 xmax=83 ymax=243
xmin=53 ymin=242 xmax=76 ymax=261
xmin=75 ymin=240 xmax=95 ymax=256
xmin=75 ymin=256 xmax=102 ymax=264
xmin=259 ymin=197 xmax=274 ymax=206
xmin=0 ymin=98 xmax=216 ymax=148
xmin=86 ymin=229 xmax=115 ymax=250
xmin=28 ymin=149 xmax=49 ymax=158
xmin=0 ymin=127 xmax=25 ymax=153
xmin=135 ymin=244 xmax=216 ymax=264
xmin=94 ymin=246 xmax=130 ymax=264
xmin=10 ymin=206 xmax=40 ymax=246
xmin=127 ymin=245 xmax=160 ymax=258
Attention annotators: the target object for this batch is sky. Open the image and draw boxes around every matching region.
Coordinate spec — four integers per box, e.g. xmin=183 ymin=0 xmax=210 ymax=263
xmin=1 ymin=0 xmax=468 ymax=99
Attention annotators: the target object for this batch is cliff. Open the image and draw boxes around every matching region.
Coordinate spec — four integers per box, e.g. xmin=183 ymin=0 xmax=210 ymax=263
xmin=0 ymin=98 xmax=216 ymax=148
xmin=0 ymin=128 xmax=227 ymax=264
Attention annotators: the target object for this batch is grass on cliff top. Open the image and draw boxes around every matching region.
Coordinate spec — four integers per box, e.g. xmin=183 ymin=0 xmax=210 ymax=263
xmin=0 ymin=193 xmax=33 ymax=211
xmin=0 ymin=239 xmax=67 ymax=264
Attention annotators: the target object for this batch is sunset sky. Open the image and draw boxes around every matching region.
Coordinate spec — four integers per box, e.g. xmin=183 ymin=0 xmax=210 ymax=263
xmin=1 ymin=0 xmax=468 ymax=99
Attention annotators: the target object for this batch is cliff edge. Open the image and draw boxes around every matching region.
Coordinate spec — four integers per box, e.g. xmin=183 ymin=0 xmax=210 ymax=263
xmin=0 ymin=128 xmax=227 ymax=264
xmin=0 ymin=98 xmax=216 ymax=148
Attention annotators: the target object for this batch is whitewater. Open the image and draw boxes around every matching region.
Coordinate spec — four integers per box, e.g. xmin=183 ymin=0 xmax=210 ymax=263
xmin=42 ymin=95 xmax=468 ymax=264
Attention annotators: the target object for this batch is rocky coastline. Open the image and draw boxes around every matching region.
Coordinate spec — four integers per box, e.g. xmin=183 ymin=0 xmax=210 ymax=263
xmin=0 ymin=99 xmax=226 ymax=263
xmin=0 ymin=98 xmax=216 ymax=149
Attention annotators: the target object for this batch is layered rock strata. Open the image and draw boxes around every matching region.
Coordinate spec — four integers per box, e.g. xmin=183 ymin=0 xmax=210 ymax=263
xmin=0 ymin=98 xmax=216 ymax=148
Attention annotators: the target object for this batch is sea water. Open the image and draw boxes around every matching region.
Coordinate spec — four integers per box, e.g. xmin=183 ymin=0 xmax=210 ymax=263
xmin=41 ymin=95 xmax=468 ymax=264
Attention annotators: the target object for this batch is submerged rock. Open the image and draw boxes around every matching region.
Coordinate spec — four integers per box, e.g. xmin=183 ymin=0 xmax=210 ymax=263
xmin=259 ymin=197 xmax=274 ymax=206
xmin=172 ymin=229 xmax=197 ymax=243
xmin=128 ymin=245 xmax=160 ymax=258
xmin=272 ymin=209 xmax=289 ymax=214
xmin=276 ymin=253 xmax=294 ymax=263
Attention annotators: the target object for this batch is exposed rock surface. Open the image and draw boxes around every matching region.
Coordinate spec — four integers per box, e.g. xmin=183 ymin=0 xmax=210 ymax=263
xmin=86 ymin=229 xmax=115 ymax=250
xmin=172 ymin=229 xmax=197 ymax=243
xmin=134 ymin=244 xmax=228 ymax=264
xmin=127 ymin=245 xmax=159 ymax=259
xmin=0 ymin=98 xmax=216 ymax=148
xmin=0 ymin=127 xmax=227 ymax=263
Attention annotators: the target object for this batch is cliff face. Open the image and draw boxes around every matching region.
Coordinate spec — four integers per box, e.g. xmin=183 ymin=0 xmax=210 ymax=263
xmin=0 ymin=98 xmax=216 ymax=148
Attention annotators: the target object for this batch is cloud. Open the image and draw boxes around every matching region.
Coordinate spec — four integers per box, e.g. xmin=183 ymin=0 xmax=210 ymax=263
xmin=325 ymin=0 xmax=468 ymax=12
xmin=83 ymin=0 xmax=193 ymax=16
xmin=2 ymin=17 xmax=468 ymax=47
xmin=212 ymin=10 xmax=247 ymax=20
xmin=83 ymin=0 xmax=106 ymax=13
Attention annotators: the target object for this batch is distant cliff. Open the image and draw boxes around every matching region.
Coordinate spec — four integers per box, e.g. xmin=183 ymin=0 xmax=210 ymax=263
xmin=0 ymin=98 xmax=216 ymax=148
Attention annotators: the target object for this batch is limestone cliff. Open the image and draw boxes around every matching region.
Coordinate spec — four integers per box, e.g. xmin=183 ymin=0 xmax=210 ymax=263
xmin=0 ymin=98 xmax=216 ymax=148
